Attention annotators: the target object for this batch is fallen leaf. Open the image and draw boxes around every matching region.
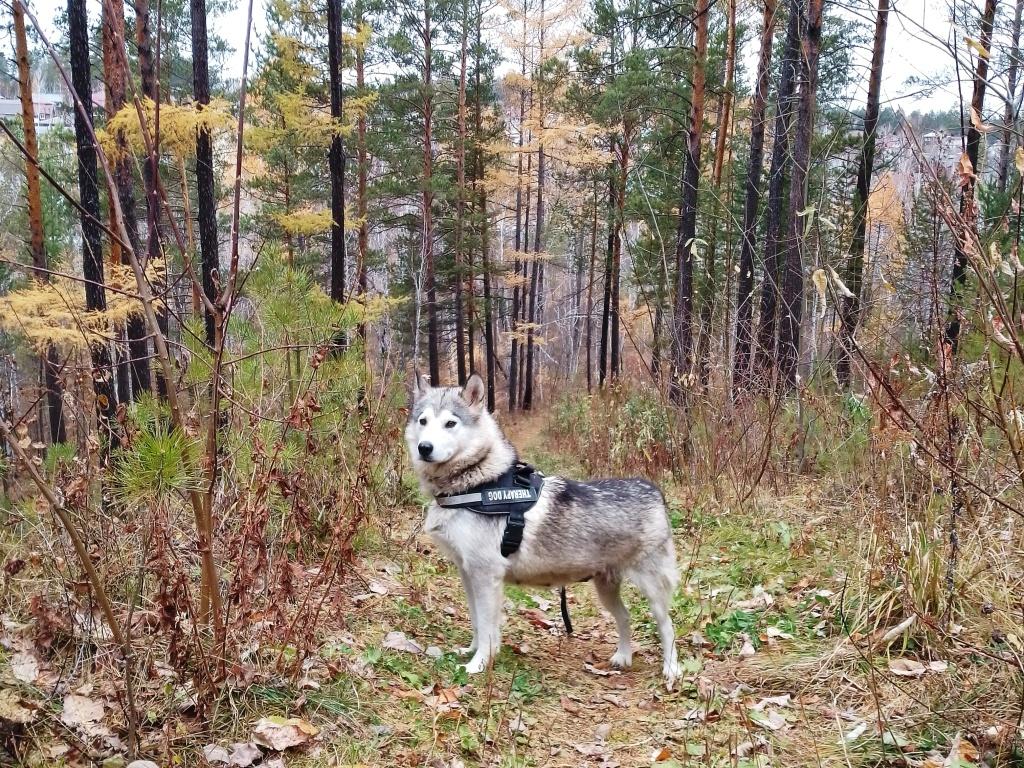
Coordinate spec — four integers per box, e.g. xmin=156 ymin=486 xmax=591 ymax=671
xmin=508 ymin=713 xmax=529 ymax=734
xmin=739 ymin=639 xmax=756 ymax=658
xmin=889 ymin=658 xmax=927 ymax=677
xmin=927 ymin=660 xmax=949 ymax=673
xmin=61 ymin=694 xmax=104 ymax=727
xmin=750 ymin=694 xmax=791 ymax=712
xmin=651 ymin=746 xmax=672 ymax=761
xmin=382 ymin=631 xmax=423 ymax=655
xmin=595 ymin=722 xmax=612 ymax=741
xmin=0 ymin=689 xmax=34 ymax=723
xmin=228 ymin=742 xmax=263 ymax=766
xmin=573 ymin=742 xmax=609 ymax=757
xmin=11 ymin=652 xmax=40 ymax=684
xmin=204 ymin=744 xmax=231 ymax=764
xmin=843 ymin=721 xmax=868 ymax=742
xmin=126 ymin=762 xmax=160 ymax=768
xmin=252 ymin=716 xmax=318 ymax=751
xmin=750 ymin=709 xmax=788 ymax=731
xmin=584 ymin=662 xmax=621 ymax=677
xmin=765 ymin=626 xmax=793 ymax=641
xmin=521 ymin=608 xmax=554 ymax=630
xmin=560 ymin=695 xmax=581 ymax=713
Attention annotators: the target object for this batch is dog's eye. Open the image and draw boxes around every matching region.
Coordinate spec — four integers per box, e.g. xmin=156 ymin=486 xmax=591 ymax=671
xmin=445 ymin=420 xmax=457 ymax=429
xmin=418 ymin=417 xmax=427 ymax=426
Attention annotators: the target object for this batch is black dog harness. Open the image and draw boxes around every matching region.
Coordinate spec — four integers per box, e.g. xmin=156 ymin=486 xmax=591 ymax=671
xmin=435 ymin=463 xmax=574 ymax=634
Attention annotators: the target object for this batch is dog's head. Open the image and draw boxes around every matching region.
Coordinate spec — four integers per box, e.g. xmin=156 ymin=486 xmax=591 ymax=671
xmin=405 ymin=370 xmax=492 ymax=471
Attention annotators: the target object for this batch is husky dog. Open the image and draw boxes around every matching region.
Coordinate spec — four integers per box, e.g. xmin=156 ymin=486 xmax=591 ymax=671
xmin=405 ymin=371 xmax=683 ymax=688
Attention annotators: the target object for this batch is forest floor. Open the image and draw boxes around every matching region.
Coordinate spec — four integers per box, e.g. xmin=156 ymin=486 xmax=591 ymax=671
xmin=1 ymin=411 xmax=1013 ymax=767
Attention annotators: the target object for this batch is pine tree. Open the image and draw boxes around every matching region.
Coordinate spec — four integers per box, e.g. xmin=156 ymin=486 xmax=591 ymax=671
xmin=68 ymin=0 xmax=118 ymax=448
xmin=733 ymin=0 xmax=777 ymax=395
xmin=13 ymin=0 xmax=65 ymax=444
xmin=836 ymin=0 xmax=889 ymax=386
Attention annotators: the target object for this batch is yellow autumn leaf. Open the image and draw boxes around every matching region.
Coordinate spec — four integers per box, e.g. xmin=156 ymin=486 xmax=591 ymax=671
xmin=1014 ymin=147 xmax=1024 ymax=175
xmin=965 ymin=36 xmax=990 ymax=59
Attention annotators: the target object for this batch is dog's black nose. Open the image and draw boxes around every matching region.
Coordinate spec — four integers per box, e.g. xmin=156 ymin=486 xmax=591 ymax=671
xmin=418 ymin=441 xmax=433 ymax=459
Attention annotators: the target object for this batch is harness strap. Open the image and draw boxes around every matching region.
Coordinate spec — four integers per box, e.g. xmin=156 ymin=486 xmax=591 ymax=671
xmin=560 ymin=587 xmax=573 ymax=635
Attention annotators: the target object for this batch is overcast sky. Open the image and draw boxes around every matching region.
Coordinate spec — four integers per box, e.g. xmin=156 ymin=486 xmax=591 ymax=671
xmin=23 ymin=0 xmax=991 ymax=116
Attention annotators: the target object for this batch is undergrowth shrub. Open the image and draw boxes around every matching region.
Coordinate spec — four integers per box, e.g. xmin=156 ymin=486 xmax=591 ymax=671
xmin=549 ymin=387 xmax=679 ymax=477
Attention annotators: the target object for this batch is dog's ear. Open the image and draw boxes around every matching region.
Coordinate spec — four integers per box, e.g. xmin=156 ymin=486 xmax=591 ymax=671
xmin=409 ymin=367 xmax=430 ymax=404
xmin=461 ymin=373 xmax=486 ymax=412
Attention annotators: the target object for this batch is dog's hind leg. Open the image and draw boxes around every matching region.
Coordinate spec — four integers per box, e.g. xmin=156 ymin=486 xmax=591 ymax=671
xmin=455 ymin=566 xmax=479 ymax=656
xmin=593 ymin=574 xmax=632 ymax=669
xmin=463 ymin=574 xmax=503 ymax=675
xmin=628 ymin=555 xmax=682 ymax=690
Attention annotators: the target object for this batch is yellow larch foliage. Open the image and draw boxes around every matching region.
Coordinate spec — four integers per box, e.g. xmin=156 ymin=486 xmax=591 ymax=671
xmin=0 ymin=261 xmax=165 ymax=353
xmin=98 ymin=98 xmax=234 ymax=162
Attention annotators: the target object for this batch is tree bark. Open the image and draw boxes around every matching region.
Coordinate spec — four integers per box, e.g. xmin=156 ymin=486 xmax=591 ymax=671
xmin=14 ymin=0 xmax=65 ymax=444
xmin=474 ymin=0 xmax=495 ymax=410
xmin=998 ymin=0 xmax=1024 ymax=194
xmin=670 ymin=0 xmax=709 ymax=401
xmin=328 ymin=0 xmax=347 ymax=313
xmin=599 ymin=167 xmax=615 ymax=387
xmin=837 ymin=0 xmax=889 ymax=386
xmin=524 ymin=34 xmax=546 ymax=411
xmin=136 ymin=0 xmax=167 ymax=398
xmin=454 ymin=0 xmax=470 ymax=383
xmin=753 ymin=0 xmax=802 ymax=388
xmin=586 ymin=177 xmax=598 ymax=392
xmin=421 ymin=0 xmax=440 ymax=382
xmin=68 ymin=0 xmax=118 ymax=449
xmin=946 ymin=0 xmax=998 ymax=352
xmin=355 ymin=0 xmax=370 ymax=341
xmin=103 ymin=0 xmax=150 ymax=399
xmin=191 ymin=0 xmax=218 ymax=347
xmin=777 ymin=0 xmax=823 ymax=391
xmin=733 ymin=0 xmax=777 ymax=396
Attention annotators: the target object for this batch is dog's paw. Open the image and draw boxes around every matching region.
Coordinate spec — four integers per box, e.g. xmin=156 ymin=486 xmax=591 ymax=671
xmin=662 ymin=660 xmax=684 ymax=691
xmin=609 ymin=649 xmax=632 ymax=669
xmin=462 ymin=655 xmax=488 ymax=675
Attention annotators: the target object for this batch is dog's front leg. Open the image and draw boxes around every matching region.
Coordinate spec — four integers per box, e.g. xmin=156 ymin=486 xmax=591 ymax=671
xmin=455 ymin=566 xmax=479 ymax=656
xmin=463 ymin=575 xmax=503 ymax=675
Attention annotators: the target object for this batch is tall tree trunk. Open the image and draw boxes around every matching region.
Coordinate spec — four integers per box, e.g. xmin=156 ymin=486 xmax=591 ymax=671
xmin=733 ymin=0 xmax=777 ymax=395
xmin=610 ymin=129 xmax=629 ymax=380
xmin=327 ymin=0 xmax=347 ymax=314
xmin=524 ymin=29 xmax=546 ymax=411
xmin=998 ymin=0 xmax=1024 ymax=194
xmin=946 ymin=0 xmax=998 ymax=351
xmin=777 ymin=0 xmax=823 ymax=390
xmin=474 ymin=0 xmax=495 ymax=410
xmin=518 ymin=149 xmax=533 ymax=406
xmin=837 ymin=0 xmax=889 ymax=386
xmin=700 ymin=0 xmax=737 ymax=385
xmin=103 ymin=0 xmax=149 ymax=400
xmin=599 ymin=167 xmax=615 ymax=387
xmin=753 ymin=0 xmax=802 ymax=388
xmin=68 ymin=0 xmax=118 ymax=449
xmin=453 ymin=0 xmax=470 ymax=384
xmin=136 ymin=0 xmax=167 ymax=398
xmin=355 ymin=0 xmax=370 ymax=341
xmin=586 ymin=177 xmax=598 ymax=392
xmin=14 ymin=0 xmax=65 ymax=444
xmin=422 ymin=0 xmax=440 ymax=382
xmin=508 ymin=48 xmax=528 ymax=411
xmin=670 ymin=0 xmax=709 ymax=401
xmin=191 ymin=0 xmax=218 ymax=346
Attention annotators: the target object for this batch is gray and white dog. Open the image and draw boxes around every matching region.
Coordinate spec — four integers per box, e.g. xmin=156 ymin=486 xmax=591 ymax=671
xmin=405 ymin=371 xmax=683 ymax=689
